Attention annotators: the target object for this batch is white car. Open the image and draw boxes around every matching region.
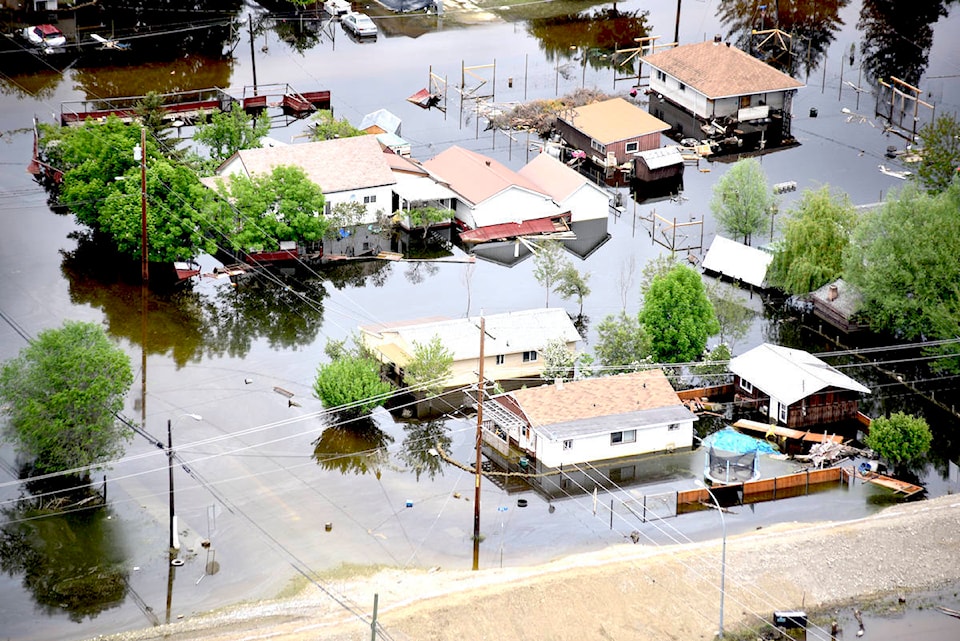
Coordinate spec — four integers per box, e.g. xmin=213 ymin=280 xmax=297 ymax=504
xmin=22 ymin=24 xmax=66 ymax=49
xmin=341 ymin=12 xmax=378 ymax=38
xmin=324 ymin=0 xmax=351 ymax=17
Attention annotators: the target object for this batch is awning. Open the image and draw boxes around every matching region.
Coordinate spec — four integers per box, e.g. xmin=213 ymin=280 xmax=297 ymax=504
xmin=394 ymin=177 xmax=458 ymax=202
xmin=460 ymin=217 xmax=562 ymax=243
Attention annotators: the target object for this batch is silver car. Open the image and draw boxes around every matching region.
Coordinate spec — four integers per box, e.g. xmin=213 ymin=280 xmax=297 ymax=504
xmin=341 ymin=12 xmax=378 ymax=38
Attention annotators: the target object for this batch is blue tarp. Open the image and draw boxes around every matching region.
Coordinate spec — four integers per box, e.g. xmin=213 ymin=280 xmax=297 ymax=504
xmin=703 ymin=427 xmax=777 ymax=454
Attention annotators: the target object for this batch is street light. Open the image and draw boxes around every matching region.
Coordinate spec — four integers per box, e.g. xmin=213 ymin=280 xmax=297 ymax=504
xmin=696 ymin=480 xmax=726 ymax=638
xmin=168 ymin=413 xmax=202 ymax=557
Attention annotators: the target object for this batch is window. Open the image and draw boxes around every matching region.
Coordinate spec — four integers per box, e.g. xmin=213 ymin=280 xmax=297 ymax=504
xmin=590 ymin=139 xmax=605 ymax=154
xmin=625 ymin=141 xmax=639 ymax=153
xmin=363 ymin=195 xmax=377 ymax=204
xmin=495 ymin=354 xmax=505 ymax=365
xmin=667 ymin=423 xmax=680 ymax=431
xmin=678 ymin=82 xmax=686 ymax=92
xmin=522 ymin=350 xmax=538 ymax=362
xmin=656 ymin=70 xmax=666 ymax=82
xmin=778 ymin=402 xmax=788 ymax=424
xmin=563 ymin=439 xmax=573 ymax=450
xmin=611 ymin=430 xmax=637 ymax=445
xmin=740 ymin=378 xmax=754 ymax=394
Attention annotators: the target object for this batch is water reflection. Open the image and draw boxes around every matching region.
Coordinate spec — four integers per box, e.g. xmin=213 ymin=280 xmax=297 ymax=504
xmin=398 ymin=420 xmax=451 ymax=481
xmin=0 ymin=503 xmax=127 ymax=622
xmin=716 ymin=0 xmax=848 ymax=77
xmin=857 ymin=0 xmax=953 ymax=86
xmin=527 ymin=8 xmax=651 ymax=72
xmin=312 ymin=418 xmax=394 ymax=476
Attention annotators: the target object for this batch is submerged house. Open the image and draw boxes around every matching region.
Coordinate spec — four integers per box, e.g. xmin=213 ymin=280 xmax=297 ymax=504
xmin=554 ymin=97 xmax=669 ymax=168
xmin=808 ymin=278 xmax=868 ymax=333
xmin=358 ymin=308 xmax=581 ymax=390
xmin=642 ymin=38 xmax=804 ymax=150
xmin=483 ymin=370 xmax=696 ymax=468
xmin=701 ymin=235 xmax=773 ymax=289
xmin=729 ymin=343 xmax=870 ymax=428
xmin=633 ymin=146 xmax=685 ymax=182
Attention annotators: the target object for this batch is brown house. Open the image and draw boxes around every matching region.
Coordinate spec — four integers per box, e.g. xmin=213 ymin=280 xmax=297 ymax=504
xmin=555 ymin=97 xmax=669 ymax=168
xmin=808 ymin=278 xmax=868 ymax=333
xmin=729 ymin=343 xmax=870 ymax=428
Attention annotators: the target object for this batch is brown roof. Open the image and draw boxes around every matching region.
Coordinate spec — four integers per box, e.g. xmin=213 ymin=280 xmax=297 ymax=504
xmin=558 ymin=97 xmax=669 ymax=145
xmin=222 ymin=135 xmax=396 ymax=194
xmin=642 ymin=40 xmax=803 ymax=99
xmin=518 ymin=152 xmax=591 ymax=202
xmin=422 ymin=145 xmax=546 ymax=205
xmin=508 ymin=370 xmax=683 ymax=427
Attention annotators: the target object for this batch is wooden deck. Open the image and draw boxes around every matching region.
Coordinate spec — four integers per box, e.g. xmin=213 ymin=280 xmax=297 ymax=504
xmin=857 ymin=470 xmax=924 ymax=497
xmin=732 ymin=418 xmax=845 ymax=445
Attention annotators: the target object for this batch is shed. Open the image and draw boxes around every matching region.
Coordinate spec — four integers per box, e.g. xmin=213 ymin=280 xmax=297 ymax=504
xmin=555 ymin=98 xmax=669 ymax=167
xmin=633 ymin=146 xmax=685 ymax=181
xmin=808 ymin=278 xmax=867 ymax=333
xmin=701 ymin=235 xmax=773 ymax=288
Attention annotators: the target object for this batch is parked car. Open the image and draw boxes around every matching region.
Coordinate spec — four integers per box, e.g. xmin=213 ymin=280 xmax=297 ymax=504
xmin=22 ymin=24 xmax=66 ymax=49
xmin=324 ymin=0 xmax=351 ymax=17
xmin=341 ymin=12 xmax=378 ymax=38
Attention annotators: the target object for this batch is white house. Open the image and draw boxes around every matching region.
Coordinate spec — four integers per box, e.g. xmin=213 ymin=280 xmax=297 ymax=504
xmin=484 ymin=370 xmax=696 ymax=468
xmin=701 ymin=235 xmax=774 ymax=288
xmin=517 ymin=152 xmax=610 ymax=224
xmin=359 ymin=308 xmax=581 ymax=389
xmin=211 ymin=135 xmax=396 ymax=225
xmin=422 ymin=145 xmax=563 ymax=230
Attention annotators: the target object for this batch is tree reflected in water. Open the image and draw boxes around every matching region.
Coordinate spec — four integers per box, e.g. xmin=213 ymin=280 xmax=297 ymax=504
xmin=312 ymin=417 xmax=395 ymax=477
xmin=858 ymin=0 xmax=954 ymax=86
xmin=398 ymin=420 xmax=452 ymax=482
xmin=527 ymin=8 xmax=651 ymax=73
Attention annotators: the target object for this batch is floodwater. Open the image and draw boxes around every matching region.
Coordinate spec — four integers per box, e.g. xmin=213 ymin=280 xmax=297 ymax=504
xmin=1 ymin=1 xmax=960 ymax=640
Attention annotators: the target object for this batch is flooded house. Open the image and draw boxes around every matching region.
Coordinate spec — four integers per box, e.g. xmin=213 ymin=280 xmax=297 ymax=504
xmin=730 ymin=343 xmax=871 ymax=428
xmin=701 ymin=235 xmax=773 ymax=289
xmin=633 ymin=146 xmax=685 ymax=182
xmin=554 ymin=97 xmax=669 ymax=170
xmin=642 ymin=38 xmax=804 ymax=152
xmin=482 ymin=370 xmax=696 ymax=470
xmin=808 ymin=278 xmax=868 ymax=333
xmin=358 ymin=307 xmax=581 ymax=391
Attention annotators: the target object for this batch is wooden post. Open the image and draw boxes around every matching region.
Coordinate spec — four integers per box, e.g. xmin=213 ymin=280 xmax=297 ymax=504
xmin=472 ymin=316 xmax=486 ymax=571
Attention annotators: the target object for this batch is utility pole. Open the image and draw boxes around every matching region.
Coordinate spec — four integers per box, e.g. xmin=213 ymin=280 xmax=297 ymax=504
xmin=472 ymin=315 xmax=486 ymax=571
xmin=167 ymin=418 xmax=177 ymax=554
xmin=139 ymin=127 xmax=147 ymax=283
xmin=248 ymin=15 xmax=258 ymax=95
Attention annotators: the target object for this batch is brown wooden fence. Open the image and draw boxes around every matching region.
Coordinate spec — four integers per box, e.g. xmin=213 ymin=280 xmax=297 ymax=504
xmin=677 ymin=467 xmax=846 ymax=514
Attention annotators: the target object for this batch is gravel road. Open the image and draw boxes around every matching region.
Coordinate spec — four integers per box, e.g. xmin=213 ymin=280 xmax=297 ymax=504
xmin=91 ymin=494 xmax=960 ymax=641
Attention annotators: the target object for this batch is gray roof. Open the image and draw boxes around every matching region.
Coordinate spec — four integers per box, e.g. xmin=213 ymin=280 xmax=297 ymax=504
xmin=701 ymin=235 xmax=773 ymax=288
xmin=808 ymin=278 xmax=863 ymax=320
xmin=635 ymin=146 xmax=684 ymax=170
xmin=729 ymin=343 xmax=870 ymax=405
xmin=537 ymin=405 xmax=696 ymax=440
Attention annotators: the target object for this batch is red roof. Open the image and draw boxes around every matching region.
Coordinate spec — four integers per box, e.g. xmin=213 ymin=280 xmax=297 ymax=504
xmin=459 ymin=216 xmax=560 ymax=243
xmin=37 ymin=24 xmax=62 ymax=35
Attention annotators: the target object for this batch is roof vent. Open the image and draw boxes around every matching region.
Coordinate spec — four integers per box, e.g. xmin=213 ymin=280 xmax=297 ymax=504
xmin=726 ymin=41 xmax=731 ymax=47
xmin=485 ymin=160 xmax=491 ymax=166
xmin=713 ymin=34 xmax=721 ymax=44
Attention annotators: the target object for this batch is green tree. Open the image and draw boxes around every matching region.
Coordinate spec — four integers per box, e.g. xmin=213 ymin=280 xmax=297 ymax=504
xmin=540 ymin=338 xmax=576 ymax=381
xmin=217 ymin=165 xmax=328 ymax=253
xmin=692 ymin=343 xmax=732 ymax=382
xmin=768 ymin=186 xmax=857 ymax=295
xmin=0 ymin=321 xmax=134 ymax=475
xmin=532 ymin=240 xmax=567 ymax=307
xmin=844 ymin=182 xmax=960 ymax=341
xmin=327 ymin=201 xmax=370 ymax=235
xmin=594 ymin=311 xmax=652 ymax=371
xmin=555 ymin=263 xmax=591 ymax=315
xmin=705 ymin=282 xmax=754 ymax=348
xmin=403 ymin=335 xmax=454 ymax=396
xmin=314 ymin=356 xmax=393 ymax=416
xmin=639 ymin=264 xmax=720 ymax=363
xmin=405 ymin=206 xmax=454 ymax=237
xmin=308 ymin=110 xmax=366 ymax=141
xmin=915 ymin=114 xmax=960 ymax=193
xmin=864 ymin=412 xmax=932 ymax=467
xmin=710 ymin=158 xmax=776 ymax=245
xmin=134 ymin=91 xmax=180 ymax=157
xmin=639 ymin=254 xmax=679 ymax=298
xmin=194 ymin=108 xmax=271 ymax=164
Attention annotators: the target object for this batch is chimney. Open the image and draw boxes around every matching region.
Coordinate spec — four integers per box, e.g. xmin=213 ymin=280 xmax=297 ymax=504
xmin=713 ymin=34 xmax=721 ymax=44
xmin=726 ymin=42 xmax=731 ymax=47
xmin=828 ymin=284 xmax=839 ymax=301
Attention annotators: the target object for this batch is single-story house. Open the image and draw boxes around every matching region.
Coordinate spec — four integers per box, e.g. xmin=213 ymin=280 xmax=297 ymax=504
xmin=554 ymin=97 xmax=669 ymax=167
xmin=483 ymin=370 xmax=696 ymax=468
xmin=729 ymin=343 xmax=870 ymax=428
xmin=422 ymin=146 xmax=564 ymax=231
xmin=517 ymin=152 xmax=611 ymax=224
xmin=642 ymin=38 xmax=803 ymax=145
xmin=358 ymin=308 xmax=581 ymax=389
xmin=633 ymin=146 xmax=685 ymax=182
xmin=808 ymin=278 xmax=868 ymax=333
xmin=701 ymin=235 xmax=773 ymax=288
xmin=210 ymin=135 xmax=396 ymax=225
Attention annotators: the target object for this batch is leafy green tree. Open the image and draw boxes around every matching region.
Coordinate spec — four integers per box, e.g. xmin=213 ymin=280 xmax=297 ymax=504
xmin=594 ymin=311 xmax=652 ymax=371
xmin=692 ymin=343 xmax=732 ymax=381
xmin=403 ymin=335 xmax=454 ymax=396
xmin=555 ymin=263 xmax=591 ymax=315
xmin=639 ymin=254 xmax=679 ymax=298
xmin=915 ymin=114 xmax=960 ymax=193
xmin=308 ymin=110 xmax=366 ymax=141
xmin=327 ymin=201 xmax=370 ymax=235
xmin=710 ymin=158 xmax=776 ymax=245
xmin=768 ymin=186 xmax=857 ymax=295
xmin=194 ymin=108 xmax=271 ymax=164
xmin=844 ymin=182 xmax=960 ymax=341
xmin=865 ymin=412 xmax=932 ymax=467
xmin=0 ymin=321 xmax=134 ymax=475
xmin=217 ymin=165 xmax=328 ymax=253
xmin=314 ymin=356 xmax=393 ymax=416
xmin=705 ymin=281 xmax=754 ymax=349
xmin=639 ymin=264 xmax=720 ymax=363
xmin=532 ymin=240 xmax=567 ymax=307
xmin=134 ymin=91 xmax=181 ymax=157
xmin=406 ymin=206 xmax=454 ymax=236
xmin=540 ymin=338 xmax=576 ymax=381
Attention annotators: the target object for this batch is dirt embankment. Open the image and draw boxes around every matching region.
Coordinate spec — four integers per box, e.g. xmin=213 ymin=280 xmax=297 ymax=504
xmin=94 ymin=495 xmax=960 ymax=641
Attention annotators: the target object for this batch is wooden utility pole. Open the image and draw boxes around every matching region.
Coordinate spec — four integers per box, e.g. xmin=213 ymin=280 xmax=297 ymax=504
xmin=472 ymin=316 xmax=486 ymax=571
xmin=139 ymin=127 xmax=147 ymax=284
